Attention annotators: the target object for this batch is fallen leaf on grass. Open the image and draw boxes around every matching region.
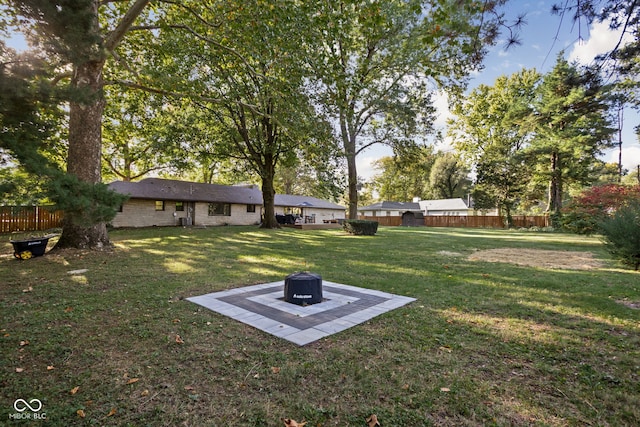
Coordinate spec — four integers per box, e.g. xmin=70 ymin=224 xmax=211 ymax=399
xmin=47 ymin=365 xmax=55 ymax=370
xmin=439 ymin=346 xmax=452 ymax=353
xmin=140 ymin=389 xmax=149 ymax=397
xmin=366 ymin=414 xmax=381 ymax=427
xmin=15 ymin=367 xmax=25 ymax=373
xmin=440 ymin=387 xmax=451 ymax=392
xmin=70 ymin=386 xmax=80 ymax=395
xmin=126 ymin=378 xmax=139 ymax=385
xmin=184 ymin=385 xmax=195 ymax=391
xmin=107 ymin=408 xmax=117 ymax=417
xmin=76 ymin=409 xmax=85 ymax=418
xmin=19 ymin=340 xmax=30 ymax=346
xmin=22 ymin=286 xmax=33 ymax=293
xmin=175 ymin=334 xmax=184 ymax=344
xmin=282 ymin=419 xmax=306 ymax=427
xmin=65 ymin=307 xmax=73 ymax=313
xmin=271 ymin=366 xmax=281 ymax=374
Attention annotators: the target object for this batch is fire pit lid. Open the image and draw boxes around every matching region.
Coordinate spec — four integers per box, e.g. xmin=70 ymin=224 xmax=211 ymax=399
xmin=284 ymin=272 xmax=323 ymax=305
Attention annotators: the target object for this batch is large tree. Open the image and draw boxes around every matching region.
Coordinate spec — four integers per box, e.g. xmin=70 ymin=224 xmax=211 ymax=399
xmin=369 ymin=146 xmax=436 ymax=202
xmin=310 ymin=0 xmax=517 ymax=218
xmin=136 ymin=0 xmax=331 ymax=228
xmin=449 ymin=69 xmax=539 ymax=225
xmin=427 ymin=152 xmax=470 ymax=199
xmin=530 ymin=55 xmax=615 ymax=223
xmin=6 ymin=0 xmax=153 ymax=248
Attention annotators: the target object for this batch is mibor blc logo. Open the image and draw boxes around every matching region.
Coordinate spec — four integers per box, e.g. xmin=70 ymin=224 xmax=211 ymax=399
xmin=9 ymin=398 xmax=46 ymax=420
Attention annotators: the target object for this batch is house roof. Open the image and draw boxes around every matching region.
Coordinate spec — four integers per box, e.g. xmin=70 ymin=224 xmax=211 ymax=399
xmin=108 ymin=178 xmax=345 ymax=210
xmin=419 ymin=198 xmax=468 ymax=211
xmin=358 ymin=201 xmax=421 ymax=211
xmin=274 ymin=194 xmax=344 ymax=210
xmin=108 ymin=178 xmax=261 ymax=205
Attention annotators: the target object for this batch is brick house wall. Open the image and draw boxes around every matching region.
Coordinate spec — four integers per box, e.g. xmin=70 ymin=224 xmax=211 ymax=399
xmin=110 ymin=199 xmax=261 ymax=228
xmin=195 ymin=202 xmax=261 ymax=226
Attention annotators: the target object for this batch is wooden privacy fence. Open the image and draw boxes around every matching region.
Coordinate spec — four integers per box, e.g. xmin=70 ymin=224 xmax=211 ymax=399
xmin=358 ymin=215 xmax=549 ymax=229
xmin=0 ymin=206 xmax=64 ymax=233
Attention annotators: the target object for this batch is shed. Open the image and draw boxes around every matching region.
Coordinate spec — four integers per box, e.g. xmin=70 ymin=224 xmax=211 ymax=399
xmin=402 ymin=211 xmax=425 ymax=227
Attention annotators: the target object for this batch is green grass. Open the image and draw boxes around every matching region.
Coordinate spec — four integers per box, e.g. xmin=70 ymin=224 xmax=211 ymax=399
xmin=1 ymin=226 xmax=638 ymax=426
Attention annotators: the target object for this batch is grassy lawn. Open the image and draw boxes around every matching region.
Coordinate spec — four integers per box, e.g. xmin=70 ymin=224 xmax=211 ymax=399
xmin=1 ymin=226 xmax=639 ymax=426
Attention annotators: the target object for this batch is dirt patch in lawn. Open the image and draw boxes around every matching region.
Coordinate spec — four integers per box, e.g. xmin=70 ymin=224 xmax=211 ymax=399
xmin=468 ymin=248 xmax=604 ymax=270
xmin=617 ymin=299 xmax=640 ymax=309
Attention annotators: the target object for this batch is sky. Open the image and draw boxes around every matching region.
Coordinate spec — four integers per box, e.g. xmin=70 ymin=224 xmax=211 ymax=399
xmin=356 ymin=0 xmax=640 ymax=180
xmin=4 ymin=1 xmax=640 ymax=182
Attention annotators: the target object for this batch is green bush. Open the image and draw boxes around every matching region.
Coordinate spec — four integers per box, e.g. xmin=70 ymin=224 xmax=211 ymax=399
xmin=599 ymin=201 xmax=640 ymax=270
xmin=343 ymin=219 xmax=379 ymax=236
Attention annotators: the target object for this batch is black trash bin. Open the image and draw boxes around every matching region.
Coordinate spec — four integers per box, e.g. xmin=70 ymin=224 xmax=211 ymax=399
xmin=284 ymin=272 xmax=323 ymax=305
xmin=10 ymin=235 xmax=54 ymax=260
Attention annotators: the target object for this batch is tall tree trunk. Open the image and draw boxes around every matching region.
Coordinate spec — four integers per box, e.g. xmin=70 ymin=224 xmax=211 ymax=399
xmin=547 ymin=151 xmax=563 ymax=227
xmin=260 ymin=159 xmax=280 ymax=229
xmin=55 ymin=59 xmax=110 ymax=249
xmin=346 ymin=146 xmax=358 ymax=219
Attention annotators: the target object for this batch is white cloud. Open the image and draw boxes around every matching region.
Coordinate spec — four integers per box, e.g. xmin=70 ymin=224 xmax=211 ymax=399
xmin=606 ymin=145 xmax=640 ymax=170
xmin=568 ymin=20 xmax=633 ymax=65
xmin=356 ymin=146 xmax=392 ymax=181
xmin=433 ymin=91 xmax=452 ymax=128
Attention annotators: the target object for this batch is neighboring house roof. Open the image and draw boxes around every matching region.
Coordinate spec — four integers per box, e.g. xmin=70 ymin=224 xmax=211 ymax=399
xmin=358 ymin=201 xmax=421 ymax=211
xmin=108 ymin=178 xmax=345 ymax=210
xmin=274 ymin=194 xmax=345 ymax=210
xmin=419 ymin=198 xmax=468 ymax=212
xmin=108 ymin=178 xmax=261 ymax=205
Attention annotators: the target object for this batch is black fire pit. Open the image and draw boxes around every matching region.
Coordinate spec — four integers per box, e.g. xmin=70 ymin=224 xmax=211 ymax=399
xmin=284 ymin=272 xmax=323 ymax=305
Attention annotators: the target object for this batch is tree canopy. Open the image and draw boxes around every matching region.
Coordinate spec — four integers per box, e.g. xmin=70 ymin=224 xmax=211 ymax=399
xmin=308 ymin=0 xmax=516 ymax=217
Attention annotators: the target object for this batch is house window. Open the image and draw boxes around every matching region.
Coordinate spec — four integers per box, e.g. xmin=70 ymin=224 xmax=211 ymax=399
xmin=247 ymin=204 xmax=256 ymax=213
xmin=208 ymin=203 xmax=231 ymax=216
xmin=118 ymin=204 xmax=123 ymax=213
xmin=386 ymin=211 xmax=391 ymax=216
xmin=176 ymin=202 xmax=184 ymax=212
xmin=155 ymin=201 xmax=165 ymax=211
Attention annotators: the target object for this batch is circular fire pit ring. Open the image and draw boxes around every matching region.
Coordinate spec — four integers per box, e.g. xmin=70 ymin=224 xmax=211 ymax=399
xmin=284 ymin=272 xmax=323 ymax=305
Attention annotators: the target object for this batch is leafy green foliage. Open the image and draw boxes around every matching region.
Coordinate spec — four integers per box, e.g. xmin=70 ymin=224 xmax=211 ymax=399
xmin=451 ymin=57 xmax=615 ymax=225
xmin=102 ymin=88 xmax=189 ymax=181
xmin=142 ymin=0 xmax=333 ymax=228
xmin=309 ymin=0 xmax=513 ymax=216
xmin=343 ymin=219 xmax=378 ymax=235
xmin=531 ymin=55 xmax=615 ymax=219
xmin=599 ymin=201 xmax=640 ymax=270
xmin=428 ymin=152 xmax=471 ymax=199
xmin=370 ymin=147 xmax=436 ymax=202
xmin=449 ymin=69 xmax=539 ymax=224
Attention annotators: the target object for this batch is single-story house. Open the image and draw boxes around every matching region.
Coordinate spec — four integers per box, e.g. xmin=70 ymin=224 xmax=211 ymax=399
xmin=418 ymin=198 xmax=470 ymax=216
xmin=107 ymin=178 xmax=345 ymax=228
xmin=357 ymin=201 xmax=422 ymax=217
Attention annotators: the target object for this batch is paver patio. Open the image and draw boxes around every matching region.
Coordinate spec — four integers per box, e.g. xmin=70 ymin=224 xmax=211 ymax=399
xmin=187 ymin=280 xmax=416 ymax=345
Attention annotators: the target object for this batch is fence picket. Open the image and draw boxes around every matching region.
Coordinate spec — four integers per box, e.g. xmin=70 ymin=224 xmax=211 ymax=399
xmin=357 ymin=215 xmax=549 ymax=229
xmin=0 ymin=206 xmax=64 ymax=233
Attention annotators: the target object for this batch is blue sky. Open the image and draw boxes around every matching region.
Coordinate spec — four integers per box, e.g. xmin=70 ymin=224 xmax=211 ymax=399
xmin=4 ymin=1 xmax=639 ymax=181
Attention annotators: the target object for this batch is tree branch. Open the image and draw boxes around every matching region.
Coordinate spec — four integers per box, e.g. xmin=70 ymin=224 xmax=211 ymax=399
xmin=104 ymin=0 xmax=152 ymax=51
xmin=111 ymin=79 xmax=267 ymax=117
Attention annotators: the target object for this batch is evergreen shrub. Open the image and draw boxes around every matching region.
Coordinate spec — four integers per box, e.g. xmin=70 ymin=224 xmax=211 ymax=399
xmin=343 ymin=219 xmax=379 ymax=236
xmin=599 ymin=201 xmax=640 ymax=271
